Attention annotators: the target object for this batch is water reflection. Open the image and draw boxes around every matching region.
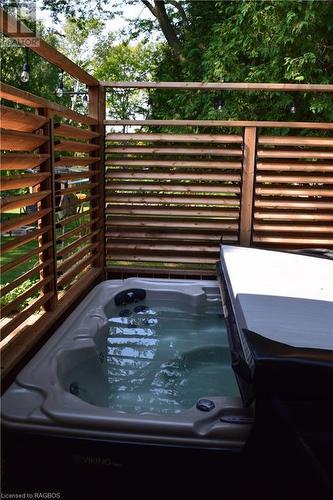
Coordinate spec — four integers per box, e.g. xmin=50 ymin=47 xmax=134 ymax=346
xmin=103 ymin=303 xmax=236 ymax=414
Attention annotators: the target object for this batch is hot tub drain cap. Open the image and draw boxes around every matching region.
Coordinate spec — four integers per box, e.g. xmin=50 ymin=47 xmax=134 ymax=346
xmin=196 ymin=399 xmax=215 ymax=412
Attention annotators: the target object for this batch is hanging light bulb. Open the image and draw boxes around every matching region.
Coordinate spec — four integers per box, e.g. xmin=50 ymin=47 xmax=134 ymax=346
xmin=55 ymin=70 xmax=64 ymax=97
xmin=82 ymin=93 xmax=89 ymax=107
xmin=215 ymin=96 xmax=224 ymax=111
xmin=20 ymin=47 xmax=30 ymax=83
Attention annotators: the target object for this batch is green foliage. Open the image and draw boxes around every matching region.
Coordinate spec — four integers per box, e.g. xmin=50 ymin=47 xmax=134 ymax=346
xmin=0 ymin=25 xmax=72 ymax=107
xmin=92 ymin=37 xmax=162 ymax=120
xmin=1 ymin=0 xmax=332 ymax=125
xmin=0 ymin=278 xmax=39 ymax=313
xmin=151 ymin=0 xmax=333 ymax=125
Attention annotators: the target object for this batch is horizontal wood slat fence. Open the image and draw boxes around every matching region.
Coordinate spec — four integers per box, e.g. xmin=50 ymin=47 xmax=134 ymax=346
xmin=0 ymin=81 xmax=104 ymax=380
xmin=0 ymin=7 xmax=332 ymax=382
xmin=104 ymin=85 xmax=333 ymax=277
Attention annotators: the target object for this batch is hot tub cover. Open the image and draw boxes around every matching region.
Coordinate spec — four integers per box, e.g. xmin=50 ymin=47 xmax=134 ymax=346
xmin=218 ymin=245 xmax=333 ymax=405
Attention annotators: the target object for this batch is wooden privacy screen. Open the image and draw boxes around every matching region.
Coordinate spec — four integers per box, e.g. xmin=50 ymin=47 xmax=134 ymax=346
xmin=254 ymin=134 xmax=333 ymax=248
xmin=0 ymin=83 xmax=104 ymax=378
xmin=105 ymin=130 xmax=243 ymax=276
xmin=104 ymin=120 xmax=333 ymax=276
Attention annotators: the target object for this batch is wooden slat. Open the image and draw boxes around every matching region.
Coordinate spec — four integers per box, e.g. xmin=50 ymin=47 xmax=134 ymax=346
xmin=0 ymin=191 xmax=51 ymax=212
xmin=106 ymin=133 xmax=242 ymax=143
xmin=0 ymin=82 xmax=57 ymax=108
xmin=54 ymin=123 xmax=100 ymax=140
xmin=106 ymin=184 xmax=240 ymax=194
xmin=56 ymin=207 xmax=98 ymax=227
xmin=1 ymin=241 xmax=52 ymax=274
xmin=57 ymin=171 xmax=99 ymax=181
xmin=0 ymin=129 xmax=49 ymax=151
xmin=0 ymin=292 xmax=53 ymax=341
xmin=0 ymin=153 xmax=50 ymax=170
xmin=57 ymin=254 xmax=97 ymax=288
xmin=106 ymin=171 xmax=241 ymax=182
xmin=105 ymin=160 xmax=242 ymax=169
xmin=255 ymin=199 xmax=333 ymax=210
xmin=1 ymin=277 xmax=53 ymax=318
xmin=57 ymin=243 xmax=99 ymax=274
xmin=104 ymin=119 xmax=333 ymax=130
xmin=105 ymin=147 xmax=243 ymax=156
xmin=240 ymin=127 xmax=256 ymax=246
xmin=57 ymin=230 xmax=99 ymax=258
xmin=256 ymin=174 xmax=333 ymax=184
xmin=105 ymin=252 xmax=218 ymax=264
xmin=106 ymin=195 xmax=240 ymax=206
xmin=106 ymin=218 xmax=239 ymax=230
xmin=106 ymin=243 xmax=219 ymax=254
xmin=256 ymin=187 xmax=333 ymax=196
xmin=54 ymin=140 xmax=100 ymax=153
xmin=56 ymin=220 xmax=99 ymax=242
xmin=254 ymin=211 xmax=333 ymax=222
xmin=55 ymin=195 xmax=98 ymax=213
xmin=0 ymin=83 xmax=97 ymax=126
xmin=254 ymin=223 xmax=333 ymax=233
xmin=1 ymin=259 xmax=52 ymax=296
xmin=107 ymin=265 xmax=216 ymax=276
xmin=102 ymin=81 xmax=333 ymax=93
xmin=0 ymin=173 xmax=50 ymax=191
xmin=257 ymin=162 xmax=333 ymax=172
xmin=55 ymin=156 xmax=101 ymax=166
xmin=0 ymin=105 xmax=48 ymax=132
xmin=0 ymin=268 xmax=102 ymax=376
xmin=1 ymin=226 xmax=51 ymax=253
xmin=106 ymin=230 xmax=224 ymax=241
xmin=258 ymin=149 xmax=333 ymax=159
xmin=106 ymin=206 xmax=239 ymax=219
xmin=0 ymin=9 xmax=98 ymax=86
xmin=53 ymin=109 xmax=98 ymax=127
xmin=258 ymin=136 xmax=333 ymax=147
xmin=253 ymin=236 xmax=333 ymax=245
xmin=58 ymin=182 xmax=98 ymax=196
xmin=0 ymin=208 xmax=51 ymax=233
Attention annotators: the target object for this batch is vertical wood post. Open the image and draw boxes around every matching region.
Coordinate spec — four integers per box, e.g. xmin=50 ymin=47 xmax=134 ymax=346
xmin=240 ymin=126 xmax=257 ymax=246
xmin=88 ymin=85 xmax=105 ymax=271
xmin=38 ymin=108 xmax=58 ymax=311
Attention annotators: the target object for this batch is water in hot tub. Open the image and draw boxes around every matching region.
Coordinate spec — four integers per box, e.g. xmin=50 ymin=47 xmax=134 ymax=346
xmin=97 ymin=298 xmax=238 ymax=414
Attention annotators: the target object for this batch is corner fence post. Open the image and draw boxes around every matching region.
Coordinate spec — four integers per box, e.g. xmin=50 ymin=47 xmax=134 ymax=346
xmin=38 ymin=108 xmax=58 ymax=311
xmin=240 ymin=126 xmax=257 ymax=246
xmin=88 ymin=85 xmax=106 ymax=272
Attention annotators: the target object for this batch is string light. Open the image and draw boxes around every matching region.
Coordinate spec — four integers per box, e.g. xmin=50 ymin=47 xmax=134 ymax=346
xmin=82 ymin=93 xmax=89 ymax=107
xmin=55 ymin=70 xmax=64 ymax=97
xmin=20 ymin=47 xmax=30 ymax=83
xmin=215 ymin=96 xmax=224 ymax=111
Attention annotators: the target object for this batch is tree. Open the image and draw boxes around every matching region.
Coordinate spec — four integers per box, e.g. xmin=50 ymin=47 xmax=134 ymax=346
xmin=41 ymin=0 xmax=187 ymax=57
xmin=92 ymin=36 xmax=161 ymax=127
xmin=150 ymin=0 xmax=333 ymax=124
xmin=3 ymin=1 xmax=332 ymax=124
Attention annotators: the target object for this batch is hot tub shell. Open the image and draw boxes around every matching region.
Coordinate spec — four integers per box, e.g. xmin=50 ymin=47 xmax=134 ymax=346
xmin=1 ymin=278 xmax=250 ymax=450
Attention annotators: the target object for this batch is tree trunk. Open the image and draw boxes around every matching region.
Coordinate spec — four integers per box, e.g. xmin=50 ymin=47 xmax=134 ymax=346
xmin=142 ymin=0 xmax=184 ymax=57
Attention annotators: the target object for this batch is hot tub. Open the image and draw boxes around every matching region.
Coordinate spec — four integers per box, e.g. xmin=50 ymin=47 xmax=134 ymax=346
xmin=3 ymin=248 xmax=332 ymax=497
xmin=2 ymin=279 xmax=249 ymax=448
xmin=2 ymin=279 xmax=252 ymax=495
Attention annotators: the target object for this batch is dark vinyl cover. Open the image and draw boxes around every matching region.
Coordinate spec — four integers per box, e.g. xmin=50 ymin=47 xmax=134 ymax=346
xmin=217 ymin=245 xmax=333 ymax=406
